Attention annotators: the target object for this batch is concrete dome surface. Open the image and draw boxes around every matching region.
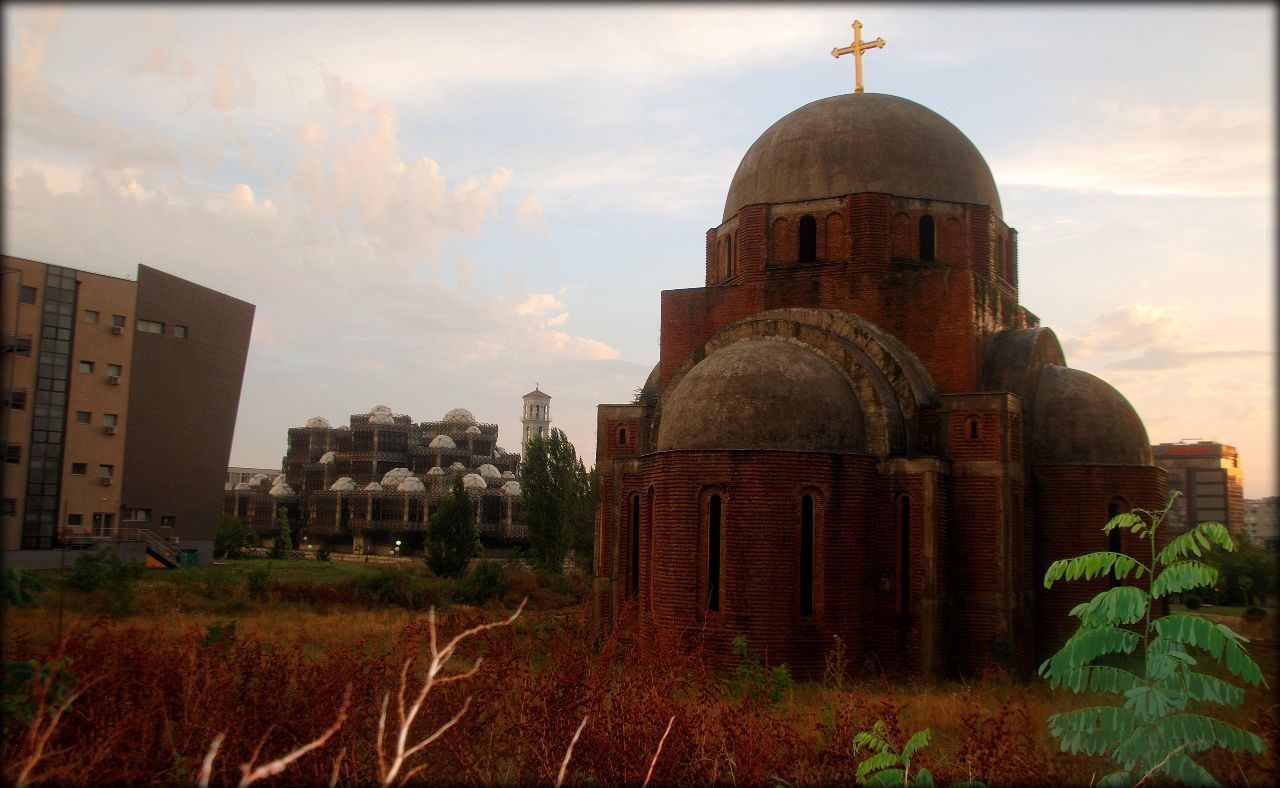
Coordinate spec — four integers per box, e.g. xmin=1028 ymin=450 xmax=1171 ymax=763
xmin=723 ymin=93 xmax=1001 ymax=222
xmin=443 ymin=408 xmax=476 ymax=425
xmin=1030 ymin=366 xmax=1153 ymax=466
xmin=657 ymin=338 xmax=866 ymax=452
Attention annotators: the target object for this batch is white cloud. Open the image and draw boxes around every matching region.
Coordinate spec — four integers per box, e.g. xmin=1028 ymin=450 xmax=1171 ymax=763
xmin=1062 ymin=303 xmax=1271 ymax=370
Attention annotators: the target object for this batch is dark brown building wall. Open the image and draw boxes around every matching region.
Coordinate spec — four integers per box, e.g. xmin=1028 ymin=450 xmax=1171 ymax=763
xmin=122 ymin=265 xmax=254 ymax=554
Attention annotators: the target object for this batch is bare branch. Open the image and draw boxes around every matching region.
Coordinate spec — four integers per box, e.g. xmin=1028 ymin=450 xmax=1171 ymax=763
xmin=328 ymin=745 xmax=346 ymax=788
xmin=198 ymin=733 xmax=225 ymax=788
xmin=643 ymin=716 xmax=676 ymax=788
xmin=555 ymin=715 xmax=589 ymax=788
xmin=238 ymin=685 xmax=352 ymax=787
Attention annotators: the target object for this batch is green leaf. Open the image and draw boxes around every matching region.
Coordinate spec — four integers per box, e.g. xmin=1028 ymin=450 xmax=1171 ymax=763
xmin=1069 ymin=586 xmax=1150 ymax=626
xmin=855 ymin=752 xmax=900 ymax=783
xmin=864 ymin=767 xmax=905 ymax=787
xmin=911 ymin=766 xmax=935 ymax=788
xmin=1044 ymin=552 xmax=1146 ymax=588
xmin=1105 ymin=512 xmax=1142 ymax=534
xmin=901 ymin=728 xmax=931 ymax=762
xmin=1158 ymin=751 xmax=1218 ymax=787
xmin=1123 ymin=685 xmax=1180 ymax=722
xmin=1040 ymin=626 xmax=1139 ymax=678
xmin=1155 ymin=521 xmax=1234 ymax=566
xmin=1180 ymin=670 xmax=1245 ymax=708
xmin=1048 ymin=706 xmax=1136 ymax=754
xmin=1150 ymin=560 xmax=1217 ymax=597
xmin=1158 ymin=714 xmax=1268 ymax=755
xmin=1044 ymin=664 xmax=1141 ymax=694
xmin=1153 ymin=615 xmax=1265 ymax=686
xmin=1096 ymin=770 xmax=1131 ymax=788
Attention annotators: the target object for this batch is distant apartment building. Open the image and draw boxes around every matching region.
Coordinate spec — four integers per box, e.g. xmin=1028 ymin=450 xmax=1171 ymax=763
xmin=2 ymin=256 xmax=254 ymax=564
xmin=226 ymin=466 xmax=280 ymax=491
xmin=1243 ymin=497 xmax=1278 ymax=552
xmin=1151 ymin=440 xmax=1245 ymax=536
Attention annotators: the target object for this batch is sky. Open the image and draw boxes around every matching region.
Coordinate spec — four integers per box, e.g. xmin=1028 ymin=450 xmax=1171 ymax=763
xmin=4 ymin=4 xmax=1275 ymax=496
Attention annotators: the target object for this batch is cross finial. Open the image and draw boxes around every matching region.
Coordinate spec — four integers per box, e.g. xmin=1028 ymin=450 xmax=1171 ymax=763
xmin=831 ymin=20 xmax=886 ymax=94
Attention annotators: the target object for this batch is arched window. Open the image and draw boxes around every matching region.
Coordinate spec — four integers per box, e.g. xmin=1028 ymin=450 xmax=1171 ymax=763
xmin=800 ymin=495 xmax=814 ymax=616
xmin=967 ymin=417 xmax=979 ymax=440
xmin=798 ymin=215 xmax=818 ymax=263
xmin=900 ymin=495 xmax=911 ymax=618
xmin=725 ymin=234 xmax=734 ymax=278
xmin=646 ymin=486 xmax=655 ymax=609
xmin=708 ymin=494 xmax=722 ymax=612
xmin=618 ymin=427 xmax=627 ymax=446
xmin=919 ymin=215 xmax=936 ymax=261
xmin=630 ymin=494 xmax=641 ymax=598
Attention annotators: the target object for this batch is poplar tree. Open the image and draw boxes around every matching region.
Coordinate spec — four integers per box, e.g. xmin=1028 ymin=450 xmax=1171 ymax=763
xmin=426 ymin=475 xmax=480 ymax=577
xmin=521 ymin=429 xmax=594 ymax=574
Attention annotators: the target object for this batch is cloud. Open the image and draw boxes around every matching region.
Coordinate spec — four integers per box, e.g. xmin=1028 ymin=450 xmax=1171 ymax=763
xmin=516 ymin=195 xmax=547 ymax=233
xmin=1062 ymin=303 xmax=1272 ymax=371
xmin=992 ymin=101 xmax=1272 ymax=199
xmin=210 ymin=45 xmax=256 ymax=111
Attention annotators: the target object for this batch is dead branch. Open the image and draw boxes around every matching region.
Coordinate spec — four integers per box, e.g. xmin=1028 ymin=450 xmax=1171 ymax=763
xmin=643 ymin=715 xmax=676 ymax=787
xmin=555 ymin=715 xmax=589 ymax=788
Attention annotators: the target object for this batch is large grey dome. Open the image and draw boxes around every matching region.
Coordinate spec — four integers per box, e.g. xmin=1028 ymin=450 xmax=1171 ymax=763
xmin=656 ymin=338 xmax=865 ymax=453
xmin=723 ymin=93 xmax=1001 ymax=222
xmin=1030 ymin=366 xmax=1153 ymax=466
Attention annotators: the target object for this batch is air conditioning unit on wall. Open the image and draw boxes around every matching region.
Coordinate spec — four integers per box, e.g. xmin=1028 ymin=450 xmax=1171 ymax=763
xmin=107 ymin=375 xmax=121 ymax=385
xmin=99 ymin=476 xmax=113 ymax=486
xmin=103 ymin=425 xmax=117 ymax=435
xmin=111 ymin=326 xmax=124 ymax=335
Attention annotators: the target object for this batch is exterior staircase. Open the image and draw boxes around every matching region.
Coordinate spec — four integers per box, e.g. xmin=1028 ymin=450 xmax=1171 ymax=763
xmin=63 ymin=527 xmax=196 ymax=568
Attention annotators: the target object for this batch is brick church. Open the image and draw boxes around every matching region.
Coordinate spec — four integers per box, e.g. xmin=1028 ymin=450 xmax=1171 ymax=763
xmin=592 ymin=89 xmax=1167 ymax=679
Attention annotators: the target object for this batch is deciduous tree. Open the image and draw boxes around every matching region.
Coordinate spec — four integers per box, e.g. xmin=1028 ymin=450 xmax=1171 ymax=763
xmin=521 ymin=429 xmax=594 ymax=573
xmin=426 ymin=475 xmax=480 ymax=577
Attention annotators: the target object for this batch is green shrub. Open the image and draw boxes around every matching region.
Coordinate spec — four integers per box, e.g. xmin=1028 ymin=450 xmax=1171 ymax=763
xmin=470 ymin=561 xmax=508 ymax=604
xmin=731 ymin=634 xmax=791 ymax=704
xmin=853 ymin=721 xmax=956 ymax=787
xmin=1040 ymin=494 xmax=1268 ymax=785
xmin=314 ymin=544 xmax=331 ymax=562
xmin=2 ymin=568 xmax=44 ymax=607
xmin=246 ymin=565 xmax=270 ymax=601
xmin=64 ymin=548 xmax=142 ymax=617
xmin=215 ymin=514 xmax=252 ymax=559
xmin=1 ymin=657 xmax=77 ymax=736
xmin=349 ymin=570 xmax=443 ymax=611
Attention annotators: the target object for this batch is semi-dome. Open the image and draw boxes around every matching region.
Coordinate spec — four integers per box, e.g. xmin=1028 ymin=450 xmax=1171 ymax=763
xmin=329 ymin=477 xmax=356 ymax=492
xmin=305 ymin=416 xmax=331 ymax=429
xmin=1030 ymin=366 xmax=1154 ymax=466
xmin=723 ymin=93 xmax=1001 ymax=222
xmin=656 ymin=338 xmax=866 ymax=452
xmin=462 ymin=473 xmax=487 ymax=490
xmin=478 ymin=464 xmax=501 ymax=480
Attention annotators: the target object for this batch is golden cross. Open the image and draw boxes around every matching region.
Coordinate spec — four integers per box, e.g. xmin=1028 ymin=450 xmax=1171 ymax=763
xmin=831 ymin=20 xmax=886 ymax=94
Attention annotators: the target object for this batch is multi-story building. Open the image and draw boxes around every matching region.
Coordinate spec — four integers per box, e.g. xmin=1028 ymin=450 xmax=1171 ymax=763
xmin=1243 ymin=497 xmax=1278 ymax=552
xmin=224 ymin=402 xmax=540 ymax=555
xmin=1151 ymin=440 xmax=1246 ymax=537
xmin=2 ymin=256 xmax=254 ymax=565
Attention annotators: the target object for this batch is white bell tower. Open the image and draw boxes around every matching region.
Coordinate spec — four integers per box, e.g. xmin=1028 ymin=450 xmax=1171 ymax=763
xmin=522 ymin=385 xmax=551 ymax=446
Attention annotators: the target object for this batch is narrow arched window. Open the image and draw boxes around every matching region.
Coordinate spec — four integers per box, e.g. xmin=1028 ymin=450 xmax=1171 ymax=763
xmin=725 ymin=234 xmax=734 ymax=278
xmin=708 ymin=494 xmax=722 ymax=612
xmin=900 ymin=495 xmax=911 ymax=618
xmin=968 ymin=417 xmax=979 ymax=440
xmin=798 ymin=215 xmax=817 ymax=263
xmin=618 ymin=427 xmax=627 ymax=446
xmin=630 ymin=494 xmax=641 ymax=598
xmin=919 ymin=215 xmax=936 ymax=261
xmin=800 ymin=495 xmax=814 ymax=616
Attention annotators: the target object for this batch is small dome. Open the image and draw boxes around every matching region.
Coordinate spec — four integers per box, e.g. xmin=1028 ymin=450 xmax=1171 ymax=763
xmin=369 ymin=404 xmax=392 ymax=415
xmin=465 ymin=425 xmax=482 ymax=435
xmin=426 ymin=466 xmax=445 ymax=476
xmin=398 ymin=477 xmax=426 ymax=493
xmin=462 ymin=473 xmax=487 ymax=490
xmin=478 ymin=464 xmax=501 ymax=480
xmin=318 ymin=451 xmax=336 ymax=464
xmin=380 ymin=467 xmax=412 ymax=486
xmin=1030 ymin=366 xmax=1153 ymax=466
xmin=657 ymin=338 xmax=866 ymax=452
xmin=363 ymin=481 xmax=384 ymax=492
xmin=249 ymin=473 xmax=271 ymax=487
xmin=449 ymin=461 xmax=465 ymax=472
xmin=305 ymin=416 xmax=331 ymax=429
xmin=493 ymin=447 xmax=506 ymax=458
xmin=501 ymin=470 xmax=516 ymax=479
xmin=429 ymin=435 xmax=456 ymax=449
xmin=369 ymin=411 xmax=394 ymax=425
xmin=723 ymin=93 xmax=1001 ymax=222
xmin=329 ymin=477 xmax=356 ymax=492
xmin=233 ymin=482 xmax=250 ymax=491
xmin=273 ymin=474 xmax=286 ymax=486
xmin=443 ymin=408 xmax=476 ymax=425
xmin=269 ymin=482 xmax=295 ymax=497
xmin=502 ymin=480 xmax=522 ymax=497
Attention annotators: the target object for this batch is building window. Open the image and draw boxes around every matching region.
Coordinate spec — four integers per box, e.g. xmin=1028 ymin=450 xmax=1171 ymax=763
xmin=103 ymin=413 xmax=119 ymax=427
xmin=708 ymin=494 xmax=722 ymax=612
xmin=67 ymin=514 xmax=83 ymax=527
xmin=1 ymin=499 xmax=15 ymax=516
xmin=92 ymin=512 xmax=114 ymax=536
xmin=919 ymin=215 xmax=936 ymax=261
xmin=84 ymin=309 xmax=99 ymax=323
xmin=161 ymin=515 xmax=176 ymax=527
xmin=240 ymin=472 xmax=251 ymax=483
xmin=967 ymin=417 xmax=979 ymax=440
xmin=112 ymin=314 xmax=125 ymax=328
xmin=174 ymin=325 xmax=188 ymax=338
xmin=618 ymin=427 xmax=627 ymax=445
xmin=78 ymin=360 xmax=94 ymax=373
xmin=725 ymin=234 xmax=734 ymax=278
xmin=137 ymin=319 xmax=164 ymax=334
xmin=798 ymin=215 xmax=818 ymax=263
xmin=72 ymin=463 xmax=87 ymax=475
xmin=75 ymin=410 xmax=91 ymax=424
xmin=5 ymin=444 xmax=20 ymax=464
xmin=11 ymin=337 xmax=32 ymax=357
xmin=128 ymin=509 xmax=150 ymax=522
xmin=8 ymin=390 xmax=27 ymax=410
xmin=19 ymin=286 xmax=37 ymax=304
xmin=800 ymin=494 xmax=814 ymax=616
xmin=900 ymin=495 xmax=911 ymax=618
xmin=1108 ymin=497 xmax=1128 ymax=588
xmin=107 ymin=363 xmax=122 ymax=377
xmin=99 ymin=464 xmax=114 ymax=478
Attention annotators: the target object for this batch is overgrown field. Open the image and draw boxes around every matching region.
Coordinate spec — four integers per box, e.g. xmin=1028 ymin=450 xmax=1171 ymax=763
xmin=3 ymin=558 xmax=1276 ymax=786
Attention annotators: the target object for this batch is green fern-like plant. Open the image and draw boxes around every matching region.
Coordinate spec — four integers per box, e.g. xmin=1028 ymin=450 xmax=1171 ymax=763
xmin=853 ymin=721 xmax=936 ymax=787
xmin=1040 ymin=493 xmax=1268 ymax=786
